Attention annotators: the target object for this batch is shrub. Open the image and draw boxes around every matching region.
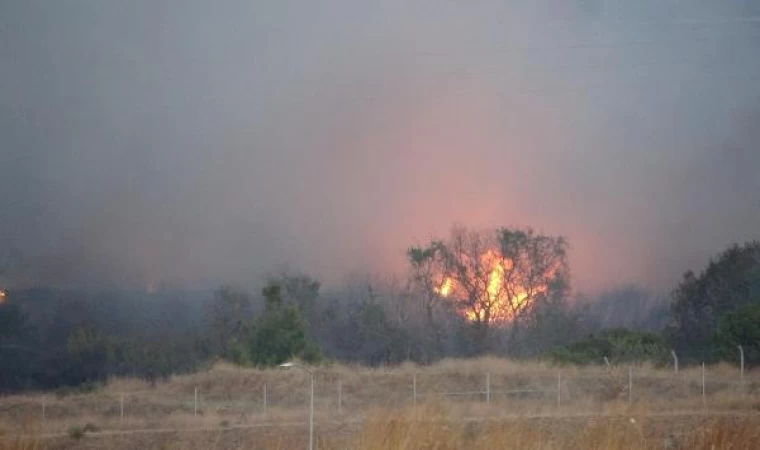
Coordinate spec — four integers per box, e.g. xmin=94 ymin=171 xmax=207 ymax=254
xmin=548 ymin=328 xmax=669 ymax=365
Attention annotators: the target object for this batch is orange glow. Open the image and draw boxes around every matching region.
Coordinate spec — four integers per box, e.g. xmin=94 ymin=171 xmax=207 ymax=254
xmin=435 ymin=250 xmax=536 ymax=324
xmin=487 ymin=263 xmax=503 ymax=301
xmin=436 ymin=278 xmax=453 ymax=297
xmin=0 ymin=290 xmax=6 ymax=304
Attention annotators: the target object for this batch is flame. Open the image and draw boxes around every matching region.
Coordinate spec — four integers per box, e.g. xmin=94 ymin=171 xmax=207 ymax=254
xmin=0 ymin=290 xmax=6 ymax=304
xmin=434 ymin=251 xmax=533 ymax=324
xmin=487 ymin=264 xmax=503 ymax=301
xmin=436 ymin=278 xmax=453 ymax=297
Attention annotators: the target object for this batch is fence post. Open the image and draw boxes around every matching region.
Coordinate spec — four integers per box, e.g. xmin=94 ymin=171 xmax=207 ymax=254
xmin=628 ymin=366 xmax=633 ymax=406
xmin=413 ymin=374 xmax=417 ymax=410
xmin=42 ymin=396 xmax=46 ymax=426
xmin=557 ymin=371 xmax=561 ymax=408
xmin=671 ymin=350 xmax=679 ymax=373
xmin=337 ymin=379 xmax=342 ymax=414
xmin=120 ymin=393 xmax=124 ymax=422
xmin=738 ymin=345 xmax=745 ymax=386
xmin=486 ymin=373 xmax=491 ymax=405
xmin=263 ymin=383 xmax=267 ymax=415
xmin=702 ymin=362 xmax=707 ymax=413
xmin=194 ymin=387 xmax=198 ymax=416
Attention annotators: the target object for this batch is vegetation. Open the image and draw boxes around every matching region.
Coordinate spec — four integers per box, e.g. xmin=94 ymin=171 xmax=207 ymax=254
xmin=1 ymin=232 xmax=758 ymax=394
xmin=548 ymin=328 xmax=669 ymax=366
xmin=354 ymin=408 xmax=760 ymax=450
xmin=232 ymin=283 xmax=322 ymax=366
xmin=409 ymin=226 xmax=569 ymax=351
xmin=715 ymin=303 xmax=760 ymax=367
xmin=0 ymin=359 xmax=757 ymax=449
xmin=666 ymin=242 xmax=760 ymax=363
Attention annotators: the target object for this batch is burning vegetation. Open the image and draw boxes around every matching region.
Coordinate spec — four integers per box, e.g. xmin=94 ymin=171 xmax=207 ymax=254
xmin=410 ymin=227 xmax=568 ymax=330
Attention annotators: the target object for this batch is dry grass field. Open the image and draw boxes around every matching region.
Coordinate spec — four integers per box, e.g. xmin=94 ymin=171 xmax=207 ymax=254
xmin=1 ymin=358 xmax=759 ymax=449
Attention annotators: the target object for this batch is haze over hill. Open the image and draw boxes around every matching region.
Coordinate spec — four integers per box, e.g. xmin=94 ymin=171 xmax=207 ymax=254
xmin=2 ymin=0 xmax=759 ymax=292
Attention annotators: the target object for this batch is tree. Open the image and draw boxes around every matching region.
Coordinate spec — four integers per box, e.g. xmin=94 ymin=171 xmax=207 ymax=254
xmin=408 ymin=244 xmax=449 ymax=357
xmin=235 ymin=282 xmax=321 ymax=367
xmin=0 ymin=298 xmax=43 ymax=391
xmin=64 ymin=326 xmax=115 ymax=385
xmin=279 ymin=273 xmax=321 ymax=316
xmin=408 ymin=226 xmax=569 ymax=350
xmin=0 ymin=299 xmax=26 ymax=340
xmin=715 ymin=303 xmax=760 ymax=367
xmin=667 ymin=242 xmax=760 ymax=361
xmin=495 ymin=228 xmax=570 ymax=322
xmin=206 ymin=286 xmax=252 ymax=359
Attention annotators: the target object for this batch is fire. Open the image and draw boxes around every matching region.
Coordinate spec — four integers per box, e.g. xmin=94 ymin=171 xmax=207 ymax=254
xmin=487 ymin=263 xmax=503 ymax=301
xmin=0 ymin=290 xmax=6 ymax=304
xmin=435 ymin=251 xmax=533 ymax=324
xmin=436 ymin=278 xmax=453 ymax=297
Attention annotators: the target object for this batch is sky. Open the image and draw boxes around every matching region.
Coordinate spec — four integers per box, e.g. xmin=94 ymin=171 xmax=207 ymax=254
xmin=1 ymin=0 xmax=759 ymax=293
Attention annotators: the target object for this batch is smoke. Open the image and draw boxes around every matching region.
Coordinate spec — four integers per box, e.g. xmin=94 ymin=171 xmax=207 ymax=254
xmin=1 ymin=0 xmax=759 ymax=292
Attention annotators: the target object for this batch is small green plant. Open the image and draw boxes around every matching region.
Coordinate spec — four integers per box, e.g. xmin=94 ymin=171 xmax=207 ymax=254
xmin=67 ymin=426 xmax=85 ymax=440
xmin=67 ymin=423 xmax=98 ymax=440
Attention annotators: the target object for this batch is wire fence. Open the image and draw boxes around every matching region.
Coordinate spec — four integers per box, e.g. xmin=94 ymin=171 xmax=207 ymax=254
xmin=3 ymin=361 xmax=758 ymax=439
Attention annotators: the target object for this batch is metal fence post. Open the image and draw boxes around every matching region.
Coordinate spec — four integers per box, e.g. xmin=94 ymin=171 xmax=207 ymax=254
xmin=263 ymin=383 xmax=267 ymax=415
xmin=671 ymin=350 xmax=679 ymax=373
xmin=337 ymin=379 xmax=342 ymax=414
xmin=738 ymin=345 xmax=745 ymax=386
xmin=628 ymin=366 xmax=633 ymax=406
xmin=702 ymin=362 xmax=707 ymax=412
xmin=557 ymin=371 xmax=561 ymax=408
xmin=486 ymin=373 xmax=491 ymax=405
xmin=412 ymin=374 xmax=417 ymax=410
xmin=42 ymin=396 xmax=46 ymax=425
xmin=120 ymin=393 xmax=124 ymax=422
xmin=194 ymin=387 xmax=198 ymax=416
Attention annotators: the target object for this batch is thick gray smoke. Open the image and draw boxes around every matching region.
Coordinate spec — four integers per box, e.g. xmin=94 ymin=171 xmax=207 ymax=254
xmin=1 ymin=0 xmax=759 ymax=292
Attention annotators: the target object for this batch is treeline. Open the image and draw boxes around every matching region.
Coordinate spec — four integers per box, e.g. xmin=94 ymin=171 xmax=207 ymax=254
xmin=0 ymin=289 xmax=209 ymax=392
xmin=0 ymin=235 xmax=758 ymax=393
xmin=552 ymin=242 xmax=760 ymax=366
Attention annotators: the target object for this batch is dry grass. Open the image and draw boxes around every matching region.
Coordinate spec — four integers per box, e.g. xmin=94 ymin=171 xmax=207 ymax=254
xmin=0 ymin=420 xmax=42 ymax=450
xmin=354 ymin=406 xmax=760 ymax=450
xmin=0 ymin=358 xmax=757 ymax=448
xmin=3 ymin=413 xmax=758 ymax=449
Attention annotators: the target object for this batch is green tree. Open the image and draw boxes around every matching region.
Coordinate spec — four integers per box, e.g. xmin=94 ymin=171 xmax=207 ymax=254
xmin=667 ymin=242 xmax=760 ymax=362
xmin=715 ymin=303 xmax=760 ymax=367
xmin=235 ymin=283 xmax=321 ymax=367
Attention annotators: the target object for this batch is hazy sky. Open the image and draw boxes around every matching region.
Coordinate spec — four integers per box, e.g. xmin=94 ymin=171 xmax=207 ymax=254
xmin=2 ymin=0 xmax=759 ymax=293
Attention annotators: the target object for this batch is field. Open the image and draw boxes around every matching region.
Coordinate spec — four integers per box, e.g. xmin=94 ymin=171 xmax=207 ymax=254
xmin=1 ymin=358 xmax=759 ymax=449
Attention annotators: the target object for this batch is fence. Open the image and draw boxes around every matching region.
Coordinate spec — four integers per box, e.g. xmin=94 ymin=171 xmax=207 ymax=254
xmin=3 ymin=362 xmax=757 ymax=438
